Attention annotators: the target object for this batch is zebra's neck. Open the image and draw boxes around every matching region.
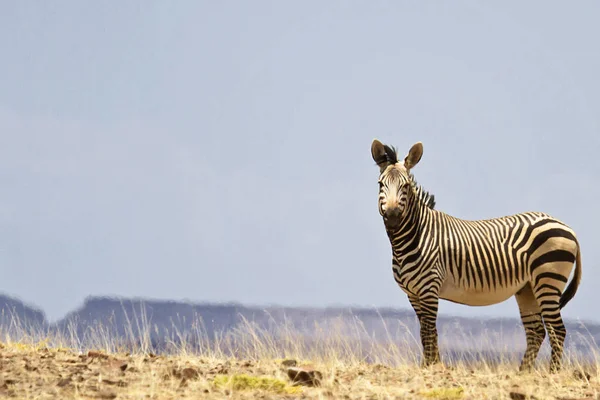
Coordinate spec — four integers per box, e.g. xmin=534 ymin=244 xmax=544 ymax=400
xmin=385 ymin=189 xmax=430 ymax=256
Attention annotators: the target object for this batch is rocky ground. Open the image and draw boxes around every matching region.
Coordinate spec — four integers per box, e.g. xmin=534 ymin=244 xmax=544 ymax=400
xmin=0 ymin=342 xmax=599 ymax=399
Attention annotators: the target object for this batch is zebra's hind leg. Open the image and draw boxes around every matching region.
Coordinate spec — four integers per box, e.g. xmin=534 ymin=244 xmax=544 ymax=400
xmin=515 ymin=284 xmax=546 ymax=372
xmin=409 ymin=295 xmax=441 ymax=367
xmin=535 ymin=292 xmax=567 ymax=373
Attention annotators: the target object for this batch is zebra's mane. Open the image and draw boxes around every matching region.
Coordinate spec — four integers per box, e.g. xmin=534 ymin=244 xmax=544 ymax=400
xmin=379 ymin=144 xmax=399 ymax=164
xmin=410 ymin=174 xmax=436 ymax=210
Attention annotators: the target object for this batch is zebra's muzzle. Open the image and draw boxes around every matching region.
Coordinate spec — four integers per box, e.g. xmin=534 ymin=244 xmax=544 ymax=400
xmin=384 ymin=207 xmax=402 ymax=227
xmin=385 ymin=207 xmax=401 ymax=219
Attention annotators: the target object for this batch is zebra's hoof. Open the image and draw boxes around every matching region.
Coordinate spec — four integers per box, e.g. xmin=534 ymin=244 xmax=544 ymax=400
xmin=549 ymin=363 xmax=562 ymax=374
xmin=420 ymin=359 xmax=442 ymax=369
xmin=518 ymin=363 xmax=534 ymax=373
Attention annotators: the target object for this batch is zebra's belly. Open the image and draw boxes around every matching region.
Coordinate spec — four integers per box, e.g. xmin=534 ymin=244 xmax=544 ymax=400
xmin=438 ymin=279 xmax=527 ymax=306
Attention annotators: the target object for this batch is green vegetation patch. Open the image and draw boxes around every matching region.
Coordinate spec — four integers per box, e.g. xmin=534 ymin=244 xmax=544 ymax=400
xmin=213 ymin=374 xmax=302 ymax=394
xmin=0 ymin=338 xmax=50 ymax=352
xmin=421 ymin=387 xmax=464 ymax=399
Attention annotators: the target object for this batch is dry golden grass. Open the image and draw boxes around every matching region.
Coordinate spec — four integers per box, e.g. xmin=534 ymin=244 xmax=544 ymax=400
xmin=0 ymin=312 xmax=599 ymax=399
xmin=0 ymin=341 xmax=598 ymax=399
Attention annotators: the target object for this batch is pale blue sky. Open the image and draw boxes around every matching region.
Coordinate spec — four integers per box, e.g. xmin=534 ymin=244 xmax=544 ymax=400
xmin=1 ymin=1 xmax=599 ymax=322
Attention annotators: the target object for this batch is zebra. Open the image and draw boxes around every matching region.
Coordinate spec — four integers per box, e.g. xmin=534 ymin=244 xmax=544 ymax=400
xmin=370 ymin=139 xmax=581 ymax=372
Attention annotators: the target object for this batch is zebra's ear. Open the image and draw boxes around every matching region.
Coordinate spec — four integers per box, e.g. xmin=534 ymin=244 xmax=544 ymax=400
xmin=404 ymin=142 xmax=423 ymax=170
xmin=371 ymin=139 xmax=390 ymax=170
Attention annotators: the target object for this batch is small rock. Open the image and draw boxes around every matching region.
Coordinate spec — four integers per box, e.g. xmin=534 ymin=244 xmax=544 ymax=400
xmin=102 ymin=379 xmax=127 ymax=387
xmin=119 ymin=363 xmax=128 ymax=372
xmin=211 ymin=364 xmax=228 ymax=374
xmin=573 ymin=370 xmax=591 ymax=381
xmin=95 ymin=390 xmax=117 ymax=399
xmin=287 ymin=367 xmax=322 ymax=387
xmin=105 ymin=359 xmax=126 ymax=370
xmin=170 ymin=366 xmax=202 ymax=380
xmin=281 ymin=359 xmax=297 ymax=367
xmin=182 ymin=367 xmax=201 ymax=380
xmin=509 ymin=392 xmax=538 ymax=400
xmin=88 ymin=351 xmax=110 ymax=360
xmin=142 ymin=353 xmax=158 ymax=363
xmin=25 ymin=363 xmax=38 ymax=372
xmin=57 ymin=377 xmax=71 ymax=387
xmin=373 ymin=364 xmax=389 ymax=371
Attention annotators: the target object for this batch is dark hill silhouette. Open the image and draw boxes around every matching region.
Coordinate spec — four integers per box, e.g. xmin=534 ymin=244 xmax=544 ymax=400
xmin=0 ymin=294 xmax=48 ymax=335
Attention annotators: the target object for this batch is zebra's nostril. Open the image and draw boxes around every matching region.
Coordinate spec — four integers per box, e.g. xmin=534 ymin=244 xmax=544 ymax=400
xmin=385 ymin=207 xmax=401 ymax=219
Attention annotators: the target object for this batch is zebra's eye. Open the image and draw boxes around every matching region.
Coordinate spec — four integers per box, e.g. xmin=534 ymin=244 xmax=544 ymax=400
xmin=378 ymin=181 xmax=384 ymax=189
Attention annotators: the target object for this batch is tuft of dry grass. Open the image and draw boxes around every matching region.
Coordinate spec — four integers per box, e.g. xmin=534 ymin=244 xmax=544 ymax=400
xmin=0 ymin=310 xmax=599 ymax=399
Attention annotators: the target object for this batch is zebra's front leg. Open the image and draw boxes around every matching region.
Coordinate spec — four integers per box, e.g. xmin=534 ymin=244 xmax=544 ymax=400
xmin=409 ymin=294 xmax=441 ymax=367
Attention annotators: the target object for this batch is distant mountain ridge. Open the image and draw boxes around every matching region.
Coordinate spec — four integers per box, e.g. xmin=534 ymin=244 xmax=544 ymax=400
xmin=0 ymin=294 xmax=47 ymax=328
xmin=1 ymin=294 xmax=599 ymax=362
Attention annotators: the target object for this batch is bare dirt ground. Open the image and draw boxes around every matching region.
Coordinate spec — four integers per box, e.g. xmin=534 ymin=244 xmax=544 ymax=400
xmin=1 ymin=342 xmax=599 ymax=400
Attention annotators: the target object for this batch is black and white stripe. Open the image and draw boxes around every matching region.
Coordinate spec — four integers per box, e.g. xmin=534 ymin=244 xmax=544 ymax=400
xmin=371 ymin=139 xmax=581 ymax=372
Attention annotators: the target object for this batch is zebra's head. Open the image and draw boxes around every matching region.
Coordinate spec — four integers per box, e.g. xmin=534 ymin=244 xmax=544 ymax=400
xmin=371 ymin=139 xmax=423 ymax=227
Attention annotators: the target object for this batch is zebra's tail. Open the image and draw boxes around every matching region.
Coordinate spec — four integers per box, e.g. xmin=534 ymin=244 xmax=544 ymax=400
xmin=559 ymin=246 xmax=582 ymax=310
